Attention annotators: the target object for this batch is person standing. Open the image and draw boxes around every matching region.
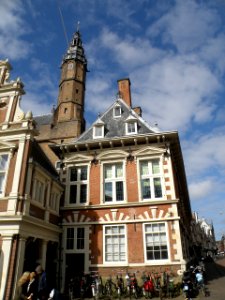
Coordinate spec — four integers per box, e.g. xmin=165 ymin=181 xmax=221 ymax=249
xmin=35 ymin=265 xmax=48 ymax=300
xmin=13 ymin=271 xmax=30 ymax=300
xmin=27 ymin=271 xmax=38 ymax=300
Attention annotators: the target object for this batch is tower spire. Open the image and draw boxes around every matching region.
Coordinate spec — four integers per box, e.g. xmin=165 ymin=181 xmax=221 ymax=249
xmin=62 ymin=26 xmax=87 ymax=66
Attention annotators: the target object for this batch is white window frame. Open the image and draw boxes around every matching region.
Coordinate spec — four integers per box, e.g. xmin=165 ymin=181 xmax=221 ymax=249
xmin=65 ymin=226 xmax=86 ymax=253
xmin=103 ymin=224 xmax=127 ymax=265
xmin=125 ymin=121 xmax=138 ymax=135
xmin=113 ymin=105 xmax=122 ymax=118
xmin=66 ymin=164 xmax=89 ymax=206
xmin=143 ymin=222 xmax=170 ymax=264
xmin=138 ymin=156 xmax=165 ymax=201
xmin=0 ymin=153 xmax=9 ymax=198
xmin=102 ymin=161 xmax=126 ymax=204
xmin=93 ymin=125 xmax=104 ymax=138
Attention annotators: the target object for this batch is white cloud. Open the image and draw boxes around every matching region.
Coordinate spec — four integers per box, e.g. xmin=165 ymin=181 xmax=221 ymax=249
xmin=0 ymin=0 xmax=32 ymax=59
xmin=189 ymin=178 xmax=215 ymax=199
xmin=184 ymin=129 xmax=225 ymax=177
xmin=147 ymin=0 xmax=221 ymax=53
xmin=20 ymin=58 xmax=58 ymax=116
xmin=99 ymin=28 xmax=165 ymax=69
xmin=130 ymin=55 xmax=220 ymax=131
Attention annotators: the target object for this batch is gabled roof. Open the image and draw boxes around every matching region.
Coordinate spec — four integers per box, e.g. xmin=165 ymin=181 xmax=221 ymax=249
xmin=75 ymin=98 xmax=159 ymax=142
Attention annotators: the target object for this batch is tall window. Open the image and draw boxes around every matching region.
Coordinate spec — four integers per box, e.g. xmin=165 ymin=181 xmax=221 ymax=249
xmin=66 ymin=227 xmax=85 ymax=250
xmin=35 ymin=180 xmax=45 ymax=204
xmin=104 ymin=225 xmax=126 ymax=262
xmin=69 ymin=166 xmax=88 ymax=204
xmin=144 ymin=223 xmax=168 ymax=260
xmin=104 ymin=163 xmax=124 ymax=202
xmin=140 ymin=159 xmax=163 ymax=199
xmin=0 ymin=154 xmax=8 ymax=196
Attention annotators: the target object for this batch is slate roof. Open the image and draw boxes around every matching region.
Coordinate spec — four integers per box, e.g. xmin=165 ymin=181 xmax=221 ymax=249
xmin=75 ymin=98 xmax=160 ymax=142
xmin=34 ymin=114 xmax=53 ymax=129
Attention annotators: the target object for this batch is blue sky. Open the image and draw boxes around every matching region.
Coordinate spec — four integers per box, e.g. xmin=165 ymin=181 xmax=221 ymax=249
xmin=1 ymin=0 xmax=225 ymax=240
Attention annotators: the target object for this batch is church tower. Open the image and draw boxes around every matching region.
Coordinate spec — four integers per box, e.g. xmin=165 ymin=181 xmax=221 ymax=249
xmin=54 ymin=29 xmax=87 ymax=134
xmin=35 ymin=29 xmax=88 ymax=146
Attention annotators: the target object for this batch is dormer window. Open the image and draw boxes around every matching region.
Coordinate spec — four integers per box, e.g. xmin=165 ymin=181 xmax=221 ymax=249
xmin=125 ymin=115 xmax=138 ymax=135
xmin=93 ymin=118 xmax=105 ymax=139
xmin=113 ymin=103 xmax=122 ymax=118
xmin=94 ymin=125 xmax=104 ymax=138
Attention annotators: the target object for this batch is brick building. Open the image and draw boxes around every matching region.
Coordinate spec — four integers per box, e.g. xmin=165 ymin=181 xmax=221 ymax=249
xmin=0 ymin=29 xmax=193 ymax=298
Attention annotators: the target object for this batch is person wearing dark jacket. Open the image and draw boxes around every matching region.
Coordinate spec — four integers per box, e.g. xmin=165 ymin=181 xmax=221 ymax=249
xmin=27 ymin=271 xmax=38 ymax=300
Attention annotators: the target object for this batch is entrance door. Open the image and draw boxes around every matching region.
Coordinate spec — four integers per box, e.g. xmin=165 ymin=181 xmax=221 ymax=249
xmin=65 ymin=253 xmax=85 ymax=296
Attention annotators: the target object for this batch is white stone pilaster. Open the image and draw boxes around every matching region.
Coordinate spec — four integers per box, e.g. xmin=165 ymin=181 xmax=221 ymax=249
xmin=7 ymin=138 xmax=26 ymax=214
xmin=0 ymin=235 xmax=13 ymax=300
xmin=11 ymin=236 xmax=27 ymax=299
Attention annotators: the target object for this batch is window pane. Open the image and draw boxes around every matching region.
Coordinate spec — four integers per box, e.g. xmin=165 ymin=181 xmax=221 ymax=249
xmin=0 ymin=155 xmax=8 ymax=170
xmin=69 ymin=185 xmax=77 ymax=203
xmin=154 ymin=178 xmax=162 ymax=197
xmin=116 ymin=164 xmax=123 ymax=177
xmin=80 ymin=167 xmax=87 ymax=180
xmin=77 ymin=228 xmax=85 ymax=249
xmin=0 ymin=174 xmax=5 ymax=193
xmin=116 ymin=181 xmax=124 ymax=201
xmin=105 ymin=227 xmax=112 ymax=235
xmin=95 ymin=126 xmax=103 ymax=137
xmin=70 ymin=168 xmax=77 ymax=181
xmin=140 ymin=162 xmax=148 ymax=175
xmin=142 ymin=179 xmax=151 ymax=199
xmin=152 ymin=159 xmax=160 ymax=174
xmin=114 ymin=107 xmax=121 ymax=116
xmin=66 ymin=228 xmax=74 ymax=250
xmin=104 ymin=165 xmax=112 ymax=179
xmin=105 ymin=182 xmax=112 ymax=202
xmin=80 ymin=184 xmax=87 ymax=203
xmin=128 ymin=122 xmax=135 ymax=133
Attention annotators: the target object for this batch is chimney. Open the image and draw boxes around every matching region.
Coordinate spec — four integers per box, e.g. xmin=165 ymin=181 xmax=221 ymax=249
xmin=133 ymin=106 xmax=142 ymax=117
xmin=117 ymin=78 xmax=132 ymax=107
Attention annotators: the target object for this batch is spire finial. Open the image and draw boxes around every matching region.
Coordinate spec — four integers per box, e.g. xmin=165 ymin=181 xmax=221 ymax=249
xmin=77 ymin=21 xmax=80 ymax=32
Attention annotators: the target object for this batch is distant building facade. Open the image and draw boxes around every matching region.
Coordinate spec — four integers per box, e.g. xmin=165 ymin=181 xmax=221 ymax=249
xmin=0 ymin=29 xmax=195 ymax=298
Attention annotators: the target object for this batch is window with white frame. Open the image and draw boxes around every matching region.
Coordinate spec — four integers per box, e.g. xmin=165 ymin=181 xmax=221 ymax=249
xmin=126 ymin=121 xmax=137 ymax=134
xmin=104 ymin=225 xmax=126 ymax=262
xmin=139 ymin=158 xmax=163 ymax=199
xmin=113 ymin=105 xmax=122 ymax=117
xmin=103 ymin=163 xmax=124 ymax=202
xmin=66 ymin=227 xmax=85 ymax=250
xmin=93 ymin=125 xmax=104 ymax=138
xmin=144 ymin=223 xmax=168 ymax=260
xmin=0 ymin=154 xmax=9 ymax=196
xmin=69 ymin=165 xmax=88 ymax=204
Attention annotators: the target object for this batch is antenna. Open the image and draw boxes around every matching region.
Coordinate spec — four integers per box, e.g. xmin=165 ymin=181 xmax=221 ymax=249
xmin=77 ymin=21 xmax=80 ymax=32
xmin=57 ymin=0 xmax=69 ymax=47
